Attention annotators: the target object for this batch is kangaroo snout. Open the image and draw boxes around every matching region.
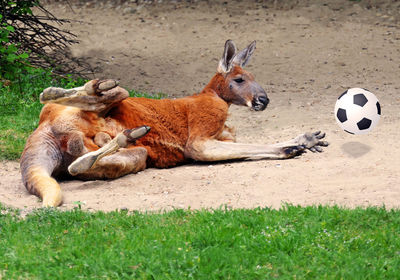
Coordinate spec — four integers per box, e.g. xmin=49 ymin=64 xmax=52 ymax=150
xmin=252 ymin=90 xmax=269 ymax=111
xmin=258 ymin=94 xmax=269 ymax=106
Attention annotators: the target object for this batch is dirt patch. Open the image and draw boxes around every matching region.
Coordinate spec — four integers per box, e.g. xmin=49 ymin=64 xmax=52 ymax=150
xmin=1 ymin=0 xmax=399 ymax=211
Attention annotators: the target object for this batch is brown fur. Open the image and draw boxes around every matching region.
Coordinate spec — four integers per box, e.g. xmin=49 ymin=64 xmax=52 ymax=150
xmin=20 ymin=40 xmax=328 ymax=206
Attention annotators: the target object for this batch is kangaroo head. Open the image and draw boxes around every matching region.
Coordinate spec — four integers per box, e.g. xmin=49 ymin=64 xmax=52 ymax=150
xmin=212 ymin=40 xmax=269 ymax=111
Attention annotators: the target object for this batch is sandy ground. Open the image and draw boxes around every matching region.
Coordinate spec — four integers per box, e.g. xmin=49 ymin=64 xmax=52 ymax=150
xmin=1 ymin=0 xmax=399 ymax=212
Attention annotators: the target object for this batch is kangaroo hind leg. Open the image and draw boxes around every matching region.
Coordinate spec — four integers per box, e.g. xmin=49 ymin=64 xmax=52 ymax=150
xmin=68 ymin=126 xmax=150 ymax=176
xmin=40 ymin=79 xmax=129 ymax=112
xmin=76 ymin=147 xmax=148 ymax=180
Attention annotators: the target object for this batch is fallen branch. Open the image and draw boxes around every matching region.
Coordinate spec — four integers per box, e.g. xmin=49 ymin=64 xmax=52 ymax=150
xmin=1 ymin=0 xmax=94 ymax=77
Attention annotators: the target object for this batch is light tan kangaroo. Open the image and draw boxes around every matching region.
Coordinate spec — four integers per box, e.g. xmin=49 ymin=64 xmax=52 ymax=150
xmin=20 ymin=40 xmax=328 ymax=207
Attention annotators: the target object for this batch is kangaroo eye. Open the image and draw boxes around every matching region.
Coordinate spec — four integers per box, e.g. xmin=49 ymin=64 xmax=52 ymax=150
xmin=234 ymin=78 xmax=244 ymax=84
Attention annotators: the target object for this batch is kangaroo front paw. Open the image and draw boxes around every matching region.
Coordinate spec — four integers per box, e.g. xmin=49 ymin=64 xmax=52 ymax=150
xmin=296 ymin=131 xmax=329 ymax=152
xmin=67 ymin=133 xmax=87 ymax=157
xmin=94 ymin=132 xmax=112 ymax=147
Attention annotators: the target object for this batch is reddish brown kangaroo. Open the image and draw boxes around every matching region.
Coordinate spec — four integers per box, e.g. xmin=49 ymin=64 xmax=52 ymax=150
xmin=20 ymin=40 xmax=328 ymax=207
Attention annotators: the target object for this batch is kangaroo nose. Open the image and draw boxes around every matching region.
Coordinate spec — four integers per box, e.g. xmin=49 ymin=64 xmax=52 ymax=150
xmin=258 ymin=95 xmax=269 ymax=105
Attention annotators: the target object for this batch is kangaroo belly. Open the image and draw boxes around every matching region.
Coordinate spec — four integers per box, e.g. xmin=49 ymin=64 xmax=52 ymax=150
xmin=135 ymin=137 xmax=187 ymax=168
xmin=107 ymin=98 xmax=190 ymax=168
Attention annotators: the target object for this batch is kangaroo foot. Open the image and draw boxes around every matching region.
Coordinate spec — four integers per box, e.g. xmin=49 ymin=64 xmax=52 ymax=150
xmin=68 ymin=126 xmax=150 ymax=176
xmin=40 ymin=79 xmax=128 ymax=112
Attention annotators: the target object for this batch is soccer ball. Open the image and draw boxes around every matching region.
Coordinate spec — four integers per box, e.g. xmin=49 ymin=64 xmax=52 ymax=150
xmin=334 ymin=88 xmax=381 ymax=135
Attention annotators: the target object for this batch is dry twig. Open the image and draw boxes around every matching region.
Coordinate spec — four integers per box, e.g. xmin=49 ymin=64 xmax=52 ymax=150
xmin=0 ymin=1 xmax=94 ymax=77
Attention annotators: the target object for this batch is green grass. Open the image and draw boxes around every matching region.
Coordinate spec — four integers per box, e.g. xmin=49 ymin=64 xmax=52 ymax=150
xmin=128 ymin=89 xmax=167 ymax=99
xmin=1 ymin=204 xmax=400 ymax=279
xmin=0 ymin=71 xmax=165 ymax=160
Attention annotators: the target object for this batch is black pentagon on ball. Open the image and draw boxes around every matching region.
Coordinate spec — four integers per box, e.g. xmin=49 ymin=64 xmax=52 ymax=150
xmin=357 ymin=118 xmax=372 ymax=130
xmin=353 ymin=93 xmax=368 ymax=107
xmin=338 ymin=90 xmax=348 ymax=100
xmin=376 ymin=101 xmax=381 ymax=115
xmin=336 ymin=108 xmax=347 ymax=123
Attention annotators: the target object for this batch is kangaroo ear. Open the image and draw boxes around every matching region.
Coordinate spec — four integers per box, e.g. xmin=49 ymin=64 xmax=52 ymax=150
xmin=217 ymin=40 xmax=237 ymax=73
xmin=232 ymin=41 xmax=256 ymax=67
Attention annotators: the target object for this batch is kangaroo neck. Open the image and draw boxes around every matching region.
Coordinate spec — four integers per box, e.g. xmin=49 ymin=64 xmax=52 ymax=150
xmin=200 ymin=73 xmax=227 ymax=98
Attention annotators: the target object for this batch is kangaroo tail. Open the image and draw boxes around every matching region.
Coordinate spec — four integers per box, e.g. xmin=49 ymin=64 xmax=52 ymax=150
xmin=20 ymin=124 xmax=63 ymax=207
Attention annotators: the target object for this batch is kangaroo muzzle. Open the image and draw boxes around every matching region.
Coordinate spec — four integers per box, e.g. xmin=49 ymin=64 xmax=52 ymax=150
xmin=252 ymin=88 xmax=269 ymax=111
